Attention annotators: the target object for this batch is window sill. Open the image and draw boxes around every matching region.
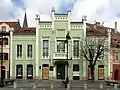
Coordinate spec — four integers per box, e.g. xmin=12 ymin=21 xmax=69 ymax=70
xmin=72 ymin=57 xmax=80 ymax=60
xmin=26 ymin=57 xmax=34 ymax=60
xmin=16 ymin=57 xmax=22 ymax=60
xmin=42 ymin=56 xmax=49 ymax=59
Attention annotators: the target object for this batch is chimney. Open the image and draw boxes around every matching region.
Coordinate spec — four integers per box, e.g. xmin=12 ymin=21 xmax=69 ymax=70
xmin=115 ymin=22 xmax=117 ymax=33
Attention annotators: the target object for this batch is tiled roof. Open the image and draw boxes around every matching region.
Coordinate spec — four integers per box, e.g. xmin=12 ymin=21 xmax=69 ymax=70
xmin=111 ymin=30 xmax=120 ymax=48
xmin=86 ymin=23 xmax=120 ymax=48
xmin=86 ymin=23 xmax=109 ymax=36
xmin=0 ymin=21 xmax=18 ymax=27
xmin=14 ymin=27 xmax=36 ymax=35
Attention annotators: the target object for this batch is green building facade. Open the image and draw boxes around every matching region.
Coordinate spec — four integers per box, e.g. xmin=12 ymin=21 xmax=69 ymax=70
xmin=11 ymin=8 xmax=111 ymax=80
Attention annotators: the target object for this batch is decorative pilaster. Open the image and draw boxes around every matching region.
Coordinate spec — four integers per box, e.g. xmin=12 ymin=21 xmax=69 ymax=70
xmin=82 ymin=15 xmax=87 ymax=80
xmin=35 ymin=14 xmax=40 ymax=79
xmin=107 ymin=29 xmax=111 ymax=80
xmin=82 ymin=15 xmax=87 ymax=38
xmin=50 ymin=7 xmax=55 ymax=80
xmin=10 ymin=28 xmax=14 ymax=79
xmin=51 ymin=6 xmax=55 ymax=63
xmin=67 ymin=8 xmax=71 ymax=33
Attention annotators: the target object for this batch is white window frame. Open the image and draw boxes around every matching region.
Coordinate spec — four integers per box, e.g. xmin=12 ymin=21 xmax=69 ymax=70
xmin=27 ymin=44 xmax=33 ymax=59
xmin=73 ymin=40 xmax=79 ymax=58
xmin=2 ymin=26 xmax=6 ymax=32
xmin=16 ymin=44 xmax=22 ymax=59
xmin=42 ymin=40 xmax=49 ymax=59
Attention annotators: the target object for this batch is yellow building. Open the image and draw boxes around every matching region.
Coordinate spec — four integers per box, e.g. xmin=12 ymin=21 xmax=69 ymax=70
xmin=0 ymin=21 xmax=20 ymax=79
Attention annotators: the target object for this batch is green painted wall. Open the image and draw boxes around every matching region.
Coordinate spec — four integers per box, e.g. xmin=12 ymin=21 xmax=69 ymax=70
xmin=12 ymin=35 xmax=36 ymax=79
xmin=11 ymin=14 xmax=109 ymax=80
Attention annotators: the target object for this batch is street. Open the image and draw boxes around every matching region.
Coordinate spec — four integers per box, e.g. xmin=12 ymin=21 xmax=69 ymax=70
xmin=0 ymin=80 xmax=119 ymax=90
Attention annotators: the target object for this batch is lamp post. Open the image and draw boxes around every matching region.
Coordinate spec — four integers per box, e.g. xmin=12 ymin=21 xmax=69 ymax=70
xmin=0 ymin=32 xmax=4 ymax=87
xmin=64 ymin=32 xmax=71 ymax=88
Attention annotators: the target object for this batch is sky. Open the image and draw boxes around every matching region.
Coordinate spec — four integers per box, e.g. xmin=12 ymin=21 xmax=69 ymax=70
xmin=0 ymin=0 xmax=120 ymax=29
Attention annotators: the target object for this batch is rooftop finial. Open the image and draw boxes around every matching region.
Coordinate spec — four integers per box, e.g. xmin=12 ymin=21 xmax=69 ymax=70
xmin=82 ymin=15 xmax=87 ymax=22
xmin=51 ymin=6 xmax=55 ymax=12
xmin=67 ymin=8 xmax=71 ymax=12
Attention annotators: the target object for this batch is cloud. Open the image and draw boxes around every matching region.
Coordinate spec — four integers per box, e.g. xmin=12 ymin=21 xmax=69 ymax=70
xmin=0 ymin=0 xmax=13 ymax=20
xmin=22 ymin=0 xmax=75 ymax=26
xmin=0 ymin=0 xmax=120 ymax=28
xmin=71 ymin=0 xmax=120 ymax=28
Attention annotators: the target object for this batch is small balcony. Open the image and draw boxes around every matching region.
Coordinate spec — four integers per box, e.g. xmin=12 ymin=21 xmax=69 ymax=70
xmin=53 ymin=52 xmax=67 ymax=59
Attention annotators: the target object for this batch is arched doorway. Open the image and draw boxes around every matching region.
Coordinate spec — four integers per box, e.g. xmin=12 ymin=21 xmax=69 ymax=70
xmin=114 ymin=69 xmax=119 ymax=80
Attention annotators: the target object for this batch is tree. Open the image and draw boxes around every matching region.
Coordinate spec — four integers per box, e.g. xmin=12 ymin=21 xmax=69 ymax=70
xmin=80 ymin=36 xmax=108 ymax=81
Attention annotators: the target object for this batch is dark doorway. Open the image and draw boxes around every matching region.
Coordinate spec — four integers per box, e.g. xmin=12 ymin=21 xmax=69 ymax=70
xmin=27 ymin=64 xmax=33 ymax=79
xmin=56 ymin=64 xmax=65 ymax=79
xmin=1 ymin=66 xmax=5 ymax=79
xmin=114 ymin=69 xmax=119 ymax=80
xmin=16 ymin=65 xmax=23 ymax=79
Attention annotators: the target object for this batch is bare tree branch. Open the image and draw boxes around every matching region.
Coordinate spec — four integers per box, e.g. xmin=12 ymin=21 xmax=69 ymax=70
xmin=80 ymin=36 xmax=108 ymax=81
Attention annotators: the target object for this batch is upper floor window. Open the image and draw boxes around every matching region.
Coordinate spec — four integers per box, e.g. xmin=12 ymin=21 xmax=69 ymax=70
xmin=99 ymin=49 xmax=104 ymax=59
xmin=17 ymin=45 xmax=22 ymax=58
xmin=116 ymin=52 xmax=119 ymax=60
xmin=0 ymin=53 xmax=8 ymax=60
xmin=57 ymin=40 xmax=65 ymax=52
xmin=3 ymin=38 xmax=8 ymax=45
xmin=0 ymin=38 xmax=8 ymax=45
xmin=43 ymin=40 xmax=49 ymax=57
xmin=73 ymin=40 xmax=79 ymax=58
xmin=27 ymin=44 xmax=32 ymax=58
xmin=98 ymin=47 xmax=104 ymax=59
xmin=2 ymin=26 xmax=6 ymax=32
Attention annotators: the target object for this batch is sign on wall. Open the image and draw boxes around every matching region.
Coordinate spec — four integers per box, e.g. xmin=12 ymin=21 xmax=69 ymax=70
xmin=42 ymin=67 xmax=49 ymax=80
xmin=98 ymin=66 xmax=104 ymax=80
xmin=73 ymin=71 xmax=80 ymax=76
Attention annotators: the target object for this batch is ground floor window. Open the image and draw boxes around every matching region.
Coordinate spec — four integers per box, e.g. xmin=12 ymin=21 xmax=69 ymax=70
xmin=42 ymin=64 xmax=49 ymax=80
xmin=16 ymin=64 xmax=23 ymax=79
xmin=73 ymin=64 xmax=80 ymax=80
xmin=98 ymin=65 xmax=104 ymax=80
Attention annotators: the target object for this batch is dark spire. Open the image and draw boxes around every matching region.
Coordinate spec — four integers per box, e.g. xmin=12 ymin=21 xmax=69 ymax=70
xmin=23 ymin=9 xmax=28 ymax=27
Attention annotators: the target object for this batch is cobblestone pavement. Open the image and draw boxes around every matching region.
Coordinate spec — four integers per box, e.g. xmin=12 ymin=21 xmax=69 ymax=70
xmin=0 ymin=88 xmax=119 ymax=90
xmin=0 ymin=80 xmax=119 ymax=90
